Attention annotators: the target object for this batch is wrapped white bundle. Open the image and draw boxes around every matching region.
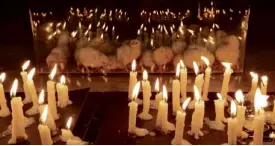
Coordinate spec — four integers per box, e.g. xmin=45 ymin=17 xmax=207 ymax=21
xmin=140 ymin=51 xmax=156 ymax=68
xmin=77 ymin=48 xmax=108 ymax=68
xmin=171 ymin=40 xmax=187 ymax=55
xmin=105 ymin=56 xmax=124 ymax=70
xmin=46 ymin=47 xmax=69 ymax=69
xmin=117 ymin=39 xmax=142 ymax=65
xmin=153 ymin=46 xmax=174 ymax=66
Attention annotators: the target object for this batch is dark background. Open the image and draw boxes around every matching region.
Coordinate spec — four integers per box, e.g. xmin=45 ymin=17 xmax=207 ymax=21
xmin=0 ymin=0 xmax=273 ymax=72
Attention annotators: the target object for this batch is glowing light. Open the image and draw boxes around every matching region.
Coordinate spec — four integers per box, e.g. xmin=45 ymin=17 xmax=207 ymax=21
xmin=49 ymin=64 xmax=57 ymax=80
xmin=66 ymin=117 xmax=72 ymax=129
xmin=41 ymin=105 xmax=48 ymax=123
xmin=230 ymin=100 xmax=237 ymax=117
xmin=27 ymin=68 xmax=36 ymax=80
xmin=201 ymin=56 xmax=210 ymax=67
xmin=180 ymin=60 xmax=185 ymax=68
xmin=132 ymin=82 xmax=141 ymax=101
xmin=193 ymin=61 xmax=199 ymax=75
xmin=131 ymin=60 xmax=136 ymax=71
xmin=254 ymin=88 xmax=269 ymax=113
xmin=182 ymin=97 xmax=191 ymax=110
xmin=0 ymin=73 xmax=6 ymax=83
xmin=216 ymin=93 xmax=222 ymax=100
xmin=222 ymin=62 xmax=231 ymax=70
xmin=143 ymin=70 xmax=148 ymax=81
xmin=176 ymin=63 xmax=180 ymax=78
xmin=10 ymin=79 xmax=18 ymax=97
xmin=155 ymin=78 xmax=159 ymax=92
xmin=22 ymin=60 xmax=30 ymax=71
xmin=250 ymin=72 xmax=258 ymax=79
xmin=163 ymin=85 xmax=168 ymax=102
xmin=261 ymin=76 xmax=268 ymax=82
xmin=60 ymin=75 xmax=66 ymax=84
xmin=194 ymin=85 xmax=200 ymax=102
xmin=38 ymin=89 xmax=45 ymax=105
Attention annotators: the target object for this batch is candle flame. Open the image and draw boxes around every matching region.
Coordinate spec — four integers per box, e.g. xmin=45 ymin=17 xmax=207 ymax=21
xmin=143 ymin=70 xmax=148 ymax=80
xmin=38 ymin=89 xmax=45 ymax=105
xmin=10 ymin=79 xmax=18 ymax=97
xmin=230 ymin=100 xmax=237 ymax=117
xmin=235 ymin=90 xmax=244 ymax=104
xmin=66 ymin=116 xmax=72 ymax=129
xmin=0 ymin=73 xmax=6 ymax=83
xmin=194 ymin=85 xmax=200 ymax=102
xmin=216 ymin=93 xmax=222 ymax=100
xmin=155 ymin=78 xmax=159 ymax=92
xmin=193 ymin=61 xmax=199 ymax=75
xmin=182 ymin=97 xmax=191 ymax=110
xmin=222 ymin=62 xmax=231 ymax=69
xmin=60 ymin=75 xmax=66 ymax=84
xmin=162 ymin=85 xmax=168 ymax=101
xmin=137 ymin=29 xmax=141 ymax=35
xmin=261 ymin=75 xmax=268 ymax=82
xmin=27 ymin=68 xmax=36 ymax=80
xmin=201 ymin=56 xmax=210 ymax=67
xmin=131 ymin=60 xmax=136 ymax=71
xmin=250 ymin=72 xmax=258 ymax=79
xmin=22 ymin=60 xmax=30 ymax=71
xmin=180 ymin=60 xmax=185 ymax=68
xmin=254 ymin=88 xmax=269 ymax=112
xmin=176 ymin=63 xmax=180 ymax=78
xmin=41 ymin=105 xmax=48 ymax=123
xmin=88 ymin=24 xmax=92 ymax=30
xmin=132 ymin=82 xmax=140 ymax=101
xmin=100 ymin=33 xmax=104 ymax=40
xmin=49 ymin=64 xmax=57 ymax=80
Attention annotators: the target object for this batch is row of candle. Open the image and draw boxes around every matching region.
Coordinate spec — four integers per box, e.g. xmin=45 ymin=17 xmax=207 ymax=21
xmin=127 ymin=56 xmax=269 ymax=144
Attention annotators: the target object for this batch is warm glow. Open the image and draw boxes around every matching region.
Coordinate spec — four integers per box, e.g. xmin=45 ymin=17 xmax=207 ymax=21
xmin=261 ymin=76 xmax=268 ymax=82
xmin=41 ymin=105 xmax=48 ymax=123
xmin=250 ymin=72 xmax=258 ymax=79
xmin=27 ymin=68 xmax=36 ymax=80
xmin=230 ymin=100 xmax=237 ymax=117
xmin=254 ymin=88 xmax=269 ymax=112
xmin=10 ymin=79 xmax=18 ymax=97
xmin=235 ymin=90 xmax=244 ymax=105
xmin=60 ymin=75 xmax=66 ymax=84
xmin=193 ymin=61 xmax=199 ymax=75
xmin=176 ymin=63 xmax=180 ymax=78
xmin=222 ymin=62 xmax=231 ymax=70
xmin=71 ymin=31 xmax=77 ymax=38
xmin=201 ymin=56 xmax=210 ymax=67
xmin=182 ymin=97 xmax=191 ymax=110
xmin=49 ymin=64 xmax=57 ymax=80
xmin=188 ymin=29 xmax=194 ymax=35
xmin=131 ymin=60 xmax=136 ymax=71
xmin=137 ymin=29 xmax=141 ymax=35
xmin=38 ymin=89 xmax=45 ymax=105
xmin=162 ymin=85 xmax=168 ymax=101
xmin=66 ymin=117 xmax=72 ymax=129
xmin=88 ymin=24 xmax=92 ymax=30
xmin=0 ymin=73 xmax=6 ymax=83
xmin=155 ymin=78 xmax=159 ymax=92
xmin=132 ymin=82 xmax=140 ymax=101
xmin=100 ymin=33 xmax=104 ymax=40
xmin=180 ymin=60 xmax=185 ymax=68
xmin=143 ymin=70 xmax=148 ymax=80
xmin=216 ymin=93 xmax=222 ymax=100
xmin=22 ymin=60 xmax=30 ymax=71
xmin=194 ymin=85 xmax=200 ymax=102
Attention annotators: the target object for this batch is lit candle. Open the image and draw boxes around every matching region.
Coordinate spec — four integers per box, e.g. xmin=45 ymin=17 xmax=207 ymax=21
xmin=38 ymin=106 xmax=53 ymax=145
xmin=138 ymin=70 xmax=152 ymax=120
xmin=57 ymin=75 xmax=71 ymax=108
xmin=154 ymin=78 xmax=162 ymax=109
xmin=235 ymin=90 xmax=247 ymax=138
xmin=172 ymin=63 xmax=181 ymax=114
xmin=188 ymin=85 xmax=204 ymax=140
xmin=201 ymin=56 xmax=211 ymax=101
xmin=47 ymin=64 xmax=59 ymax=120
xmin=179 ymin=60 xmax=187 ymax=100
xmin=227 ymin=101 xmax=237 ymax=145
xmin=8 ymin=79 xmax=28 ymax=144
xmin=260 ymin=75 xmax=268 ymax=95
xmin=193 ymin=62 xmax=204 ymax=95
xmin=128 ymin=60 xmax=137 ymax=100
xmin=61 ymin=117 xmax=74 ymax=142
xmin=220 ymin=62 xmax=233 ymax=101
xmin=0 ymin=73 xmax=10 ymax=117
xmin=172 ymin=98 xmax=191 ymax=145
xmin=214 ymin=93 xmax=226 ymax=127
xmin=248 ymin=72 xmax=258 ymax=101
xmin=26 ymin=68 xmax=39 ymax=115
xmin=21 ymin=60 xmax=31 ymax=104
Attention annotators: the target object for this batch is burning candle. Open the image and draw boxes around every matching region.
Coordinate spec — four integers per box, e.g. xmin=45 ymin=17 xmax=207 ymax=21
xmin=26 ymin=68 xmax=39 ymax=115
xmin=128 ymin=82 xmax=140 ymax=134
xmin=220 ymin=62 xmax=233 ymax=101
xmin=128 ymin=60 xmax=137 ymax=100
xmin=38 ymin=106 xmax=53 ymax=145
xmin=201 ymin=56 xmax=211 ymax=101
xmin=8 ymin=79 xmax=28 ymax=144
xmin=47 ymin=64 xmax=59 ymax=120
xmin=20 ymin=60 xmax=30 ymax=83
xmin=193 ymin=62 xmax=204 ymax=95
xmin=227 ymin=101 xmax=237 ymax=145
xmin=172 ymin=98 xmax=191 ymax=145
xmin=61 ymin=117 xmax=74 ymax=142
xmin=57 ymin=75 xmax=71 ymax=108
xmin=235 ymin=90 xmax=247 ymax=138
xmin=154 ymin=78 xmax=162 ymax=109
xmin=260 ymin=75 xmax=268 ymax=95
xmin=0 ymin=73 xmax=10 ymax=117
xmin=248 ymin=72 xmax=258 ymax=101
xmin=179 ymin=60 xmax=187 ymax=100
xmin=21 ymin=60 xmax=31 ymax=104
xmin=214 ymin=93 xmax=226 ymax=126
xmin=138 ymin=70 xmax=152 ymax=120
xmin=172 ymin=63 xmax=181 ymax=113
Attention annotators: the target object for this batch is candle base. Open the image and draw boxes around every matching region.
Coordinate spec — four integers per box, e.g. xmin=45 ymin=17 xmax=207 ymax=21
xmin=134 ymin=127 xmax=149 ymax=137
xmin=187 ymin=129 xmax=204 ymax=140
xmin=0 ymin=107 xmax=10 ymax=117
xmin=138 ymin=112 xmax=153 ymax=120
xmin=57 ymin=100 xmax=72 ymax=108
xmin=171 ymin=138 xmax=191 ymax=145
xmin=208 ymin=120 xmax=225 ymax=131
xmin=67 ymin=136 xmax=88 ymax=145
xmin=8 ymin=134 xmax=28 ymax=144
xmin=25 ymin=106 xmax=39 ymax=116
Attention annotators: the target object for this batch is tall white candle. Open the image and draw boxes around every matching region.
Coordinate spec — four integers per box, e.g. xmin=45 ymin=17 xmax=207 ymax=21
xmin=61 ymin=117 xmax=74 ymax=142
xmin=0 ymin=73 xmax=10 ymax=117
xmin=235 ymin=90 xmax=246 ymax=138
xmin=154 ymin=78 xmax=162 ymax=109
xmin=215 ymin=93 xmax=226 ymax=123
xmin=172 ymin=98 xmax=191 ymax=145
xmin=9 ymin=79 xmax=28 ymax=144
xmin=21 ymin=60 xmax=31 ymax=104
xmin=38 ymin=106 xmax=53 ymax=145
xmin=128 ymin=60 xmax=137 ymax=100
xmin=138 ymin=70 xmax=152 ymax=120
xmin=220 ymin=62 xmax=233 ymax=101
xmin=172 ymin=63 xmax=181 ymax=113
xmin=193 ymin=62 xmax=204 ymax=95
xmin=179 ymin=60 xmax=187 ymax=100
xmin=128 ymin=82 xmax=140 ymax=134
xmin=26 ymin=68 xmax=39 ymax=115
xmin=201 ymin=56 xmax=211 ymax=101
xmin=227 ymin=101 xmax=237 ymax=145
xmin=248 ymin=72 xmax=258 ymax=101
xmin=260 ymin=76 xmax=268 ymax=95
xmin=57 ymin=75 xmax=71 ymax=108
xmin=47 ymin=64 xmax=59 ymax=120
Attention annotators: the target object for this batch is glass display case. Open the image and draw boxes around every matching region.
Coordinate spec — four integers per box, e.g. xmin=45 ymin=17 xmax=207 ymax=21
xmin=29 ymin=0 xmax=250 ymax=74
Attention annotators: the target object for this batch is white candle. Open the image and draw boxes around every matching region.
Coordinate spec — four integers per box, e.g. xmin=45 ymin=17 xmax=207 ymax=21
xmin=201 ymin=56 xmax=211 ymax=101
xmin=260 ymin=76 xmax=268 ymax=95
xmin=235 ymin=90 xmax=246 ymax=137
xmin=0 ymin=73 xmax=10 ymax=117
xmin=38 ymin=106 xmax=53 ymax=145
xmin=220 ymin=62 xmax=233 ymax=100
xmin=20 ymin=60 xmax=30 ymax=83
xmin=227 ymin=101 xmax=238 ymax=145
xmin=26 ymin=68 xmax=39 ymax=115
xmin=47 ymin=64 xmax=59 ymax=120
xmin=128 ymin=60 xmax=137 ymax=100
xmin=193 ymin=62 xmax=204 ymax=95
xmin=249 ymin=72 xmax=258 ymax=100
xmin=188 ymin=85 xmax=205 ymax=140
xmin=154 ymin=78 xmax=162 ymax=109
xmin=215 ymin=93 xmax=225 ymax=123
xmin=61 ymin=117 xmax=74 ymax=142
xmin=172 ymin=98 xmax=191 ymax=144
xmin=156 ymin=85 xmax=170 ymax=133
xmin=57 ymin=75 xmax=71 ymax=108
xmin=179 ymin=60 xmax=187 ymax=100
xmin=8 ymin=79 xmax=28 ymax=144
xmin=172 ymin=63 xmax=181 ymax=113
xmin=128 ymin=82 xmax=140 ymax=134
xmin=138 ymin=70 xmax=152 ymax=120
xmin=21 ymin=60 xmax=31 ymax=104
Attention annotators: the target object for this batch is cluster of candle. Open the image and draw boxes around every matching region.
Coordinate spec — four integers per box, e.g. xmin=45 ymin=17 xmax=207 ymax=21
xmin=3 ymin=61 xmax=76 ymax=144
xmin=127 ymin=57 xmax=270 ymax=144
